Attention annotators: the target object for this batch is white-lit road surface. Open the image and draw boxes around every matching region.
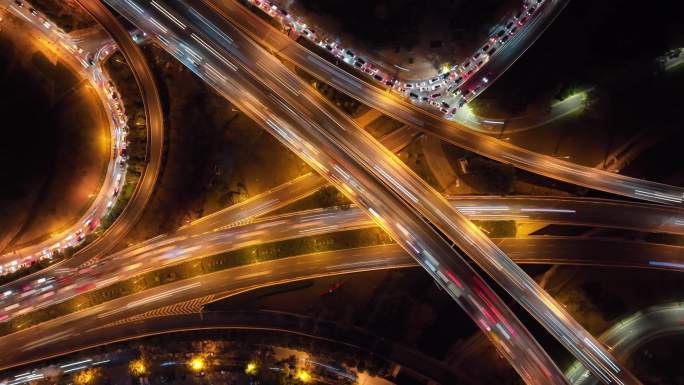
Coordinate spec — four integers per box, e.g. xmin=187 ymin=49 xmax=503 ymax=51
xmin=567 ymin=304 xmax=684 ymax=385
xmin=96 ymin=1 xmax=570 ymax=383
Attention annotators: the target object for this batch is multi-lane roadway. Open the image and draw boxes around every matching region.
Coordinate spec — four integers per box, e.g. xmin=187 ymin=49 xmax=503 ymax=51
xmin=0 ymin=1 xmax=126 ymax=273
xmin=2 ymin=240 xmax=683 ymax=377
xmin=213 ymin=0 xmax=684 ymax=207
xmin=103 ymin=2 xmax=578 ymax=384
xmin=85 ymin=2 xmax=638 ymax=383
xmin=0 ymin=0 xmax=165 ymax=291
xmin=3 ymin=1 xmax=680 ymax=384
xmin=47 ymin=1 xmax=681 ymax=383
xmin=4 ymin=194 xmax=684 ymax=327
xmin=164 ymin=2 xmax=647 ymax=382
xmin=567 ymin=303 xmax=684 ymax=385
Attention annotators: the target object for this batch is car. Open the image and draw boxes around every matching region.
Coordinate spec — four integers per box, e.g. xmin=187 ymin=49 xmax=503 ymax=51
xmin=442 ymin=72 xmax=450 ymax=79
xmin=373 ymin=74 xmax=383 ymax=81
xmin=405 ymin=83 xmax=414 ymax=89
xmin=506 ymin=21 xmax=515 ymax=29
xmin=462 ymin=60 xmax=471 ymax=69
xmin=487 ymin=47 xmax=497 ymax=55
xmin=473 ymin=52 xmax=483 ymax=60
xmin=509 ymin=26 xmax=518 ymax=34
xmin=432 ymin=83 xmax=442 ymax=90
xmin=430 ymin=92 xmax=442 ymax=99
xmin=454 ymin=76 xmax=463 ymax=85
xmin=322 ymin=280 xmax=345 ymax=296
xmin=514 ymin=10 xmax=523 ymax=19
xmin=518 ymin=16 xmax=529 ymax=25
xmin=441 ymin=101 xmax=450 ymax=109
xmin=409 ymin=92 xmax=418 ymax=99
xmin=501 ymin=35 xmax=510 ymax=43
xmin=528 ymin=6 xmax=536 ymax=14
xmin=421 ymin=96 xmax=429 ymax=102
xmin=429 ymin=76 xmax=440 ymax=84
xmin=496 ymin=29 xmax=506 ymax=37
xmin=14 ymin=0 xmax=23 ymax=6
xmin=345 ymin=49 xmax=354 ymax=57
xmin=29 ymin=7 xmax=37 ymax=15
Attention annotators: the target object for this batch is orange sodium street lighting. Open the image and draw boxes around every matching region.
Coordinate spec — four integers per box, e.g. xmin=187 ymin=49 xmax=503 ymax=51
xmin=189 ymin=356 xmax=206 ymax=372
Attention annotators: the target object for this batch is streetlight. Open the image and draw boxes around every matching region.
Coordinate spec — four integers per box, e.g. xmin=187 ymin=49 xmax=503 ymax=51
xmin=245 ymin=362 xmax=258 ymax=375
xmin=295 ymin=369 xmax=312 ymax=383
xmin=73 ymin=368 xmax=98 ymax=385
xmin=189 ymin=356 xmax=206 ymax=373
xmin=129 ymin=359 xmax=147 ymax=377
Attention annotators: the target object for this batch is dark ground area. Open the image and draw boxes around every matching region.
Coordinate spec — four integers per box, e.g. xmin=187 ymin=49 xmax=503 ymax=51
xmin=468 ymin=0 xmax=684 ymax=189
xmin=629 ymin=335 xmax=684 ymax=385
xmin=0 ymin=30 xmax=108 ymax=252
xmin=474 ymin=0 xmax=684 ymax=117
xmin=0 ymin=39 xmax=56 ymax=245
xmin=30 ymin=0 xmax=95 ymax=32
xmin=287 ymin=0 xmax=518 ymax=79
